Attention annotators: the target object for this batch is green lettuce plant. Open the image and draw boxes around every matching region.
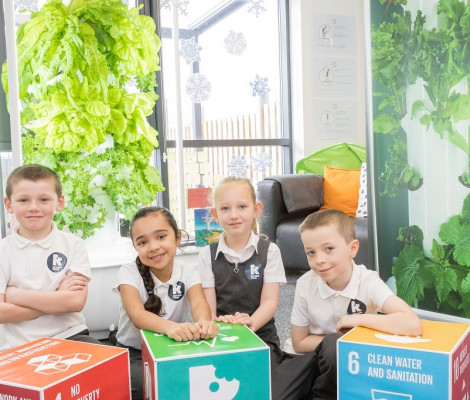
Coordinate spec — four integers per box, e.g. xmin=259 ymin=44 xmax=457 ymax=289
xmin=392 ymin=194 xmax=470 ymax=317
xmin=2 ymin=0 xmax=164 ymax=238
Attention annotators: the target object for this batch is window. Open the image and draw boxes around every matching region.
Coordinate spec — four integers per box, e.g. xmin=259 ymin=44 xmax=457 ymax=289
xmin=156 ymin=0 xmax=292 ymax=234
xmin=0 ymin=0 xmax=292 ymax=239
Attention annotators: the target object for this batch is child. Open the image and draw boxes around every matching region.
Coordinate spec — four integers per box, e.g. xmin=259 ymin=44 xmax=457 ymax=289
xmin=279 ymin=209 xmax=422 ymax=400
xmin=0 ymin=164 xmax=98 ymax=352
xmin=198 ymin=176 xmax=287 ymax=356
xmin=115 ymin=206 xmax=218 ymax=400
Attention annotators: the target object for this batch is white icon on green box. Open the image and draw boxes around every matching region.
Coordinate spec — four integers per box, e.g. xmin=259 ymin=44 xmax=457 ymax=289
xmin=141 ymin=322 xmax=271 ymax=399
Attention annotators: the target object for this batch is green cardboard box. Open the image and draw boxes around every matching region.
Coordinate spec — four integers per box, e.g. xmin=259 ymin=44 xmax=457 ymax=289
xmin=140 ymin=322 xmax=271 ymax=399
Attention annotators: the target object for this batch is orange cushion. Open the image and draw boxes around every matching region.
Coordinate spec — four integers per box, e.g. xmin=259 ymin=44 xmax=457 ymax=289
xmin=320 ymin=165 xmax=361 ymax=217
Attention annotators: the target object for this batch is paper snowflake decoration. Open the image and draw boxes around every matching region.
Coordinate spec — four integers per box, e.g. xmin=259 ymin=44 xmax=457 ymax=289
xmin=250 ymin=75 xmax=270 ymax=98
xmin=247 ymin=0 xmax=266 ymax=18
xmin=14 ymin=0 xmax=39 ymax=12
xmin=161 ymin=0 xmax=189 ymax=16
xmin=227 ymin=155 xmax=249 ymax=177
xmin=251 ymin=153 xmax=273 ymax=175
xmin=224 ymin=31 xmax=247 ymax=56
xmin=180 ymin=37 xmax=202 ymax=64
xmin=186 ymin=73 xmax=211 ymax=103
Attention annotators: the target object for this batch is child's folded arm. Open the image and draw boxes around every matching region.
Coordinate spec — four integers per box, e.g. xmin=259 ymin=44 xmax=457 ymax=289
xmin=5 ymin=285 xmax=88 ymax=314
xmin=0 ymin=294 xmax=44 ymax=322
xmin=336 ymin=295 xmax=423 ymax=337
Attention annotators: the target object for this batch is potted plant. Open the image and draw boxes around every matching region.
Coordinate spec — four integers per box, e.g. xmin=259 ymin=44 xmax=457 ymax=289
xmin=2 ymin=0 xmax=164 ymax=239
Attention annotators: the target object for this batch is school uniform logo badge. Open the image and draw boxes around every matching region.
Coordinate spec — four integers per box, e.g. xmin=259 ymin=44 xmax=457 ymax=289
xmin=244 ymin=263 xmax=264 ymax=280
xmin=347 ymin=298 xmax=366 ymax=314
xmin=168 ymin=281 xmax=185 ymax=301
xmin=47 ymin=252 xmax=68 ymax=273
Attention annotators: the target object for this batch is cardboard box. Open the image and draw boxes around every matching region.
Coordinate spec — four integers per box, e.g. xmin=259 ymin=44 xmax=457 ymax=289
xmin=337 ymin=320 xmax=470 ymax=400
xmin=0 ymin=338 xmax=130 ymax=400
xmin=141 ymin=322 xmax=271 ymax=399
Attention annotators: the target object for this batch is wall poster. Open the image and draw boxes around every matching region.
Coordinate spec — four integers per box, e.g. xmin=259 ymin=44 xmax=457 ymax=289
xmin=369 ymin=0 xmax=470 ymax=322
xmin=312 ymin=13 xmax=358 ymax=140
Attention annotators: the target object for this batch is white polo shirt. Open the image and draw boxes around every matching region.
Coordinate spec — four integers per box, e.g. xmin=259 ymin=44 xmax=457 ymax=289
xmin=115 ymin=260 xmax=202 ymax=350
xmin=0 ymin=224 xmax=91 ymax=351
xmin=284 ymin=262 xmax=394 ymax=354
xmin=198 ymin=232 xmax=287 ymax=288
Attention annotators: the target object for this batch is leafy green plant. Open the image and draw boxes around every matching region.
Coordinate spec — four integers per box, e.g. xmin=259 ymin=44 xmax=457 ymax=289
xmin=392 ymin=194 xmax=470 ymax=317
xmin=2 ymin=0 xmax=164 ymax=238
xmin=379 ymin=136 xmax=422 ymax=197
xmin=372 ymin=0 xmax=470 ymax=196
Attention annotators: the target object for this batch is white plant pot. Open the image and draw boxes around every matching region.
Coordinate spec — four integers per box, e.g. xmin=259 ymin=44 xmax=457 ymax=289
xmin=82 ymin=200 xmax=136 ymax=339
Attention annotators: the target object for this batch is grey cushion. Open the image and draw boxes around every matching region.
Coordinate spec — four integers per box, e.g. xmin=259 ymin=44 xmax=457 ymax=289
xmin=266 ymin=174 xmax=323 ymax=213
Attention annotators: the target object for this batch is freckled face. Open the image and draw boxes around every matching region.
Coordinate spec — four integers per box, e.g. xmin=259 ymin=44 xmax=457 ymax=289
xmin=131 ymin=213 xmax=180 ymax=281
xmin=301 ymin=225 xmax=358 ymax=291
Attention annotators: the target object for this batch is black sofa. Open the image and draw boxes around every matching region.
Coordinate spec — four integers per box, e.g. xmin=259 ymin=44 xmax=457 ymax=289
xmin=257 ymin=174 xmax=369 ymax=271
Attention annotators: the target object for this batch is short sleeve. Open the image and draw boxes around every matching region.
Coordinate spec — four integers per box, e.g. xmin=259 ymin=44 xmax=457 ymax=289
xmin=198 ymin=245 xmax=215 ymax=288
xmin=68 ymin=238 xmax=92 ymax=280
xmin=290 ymin=279 xmax=310 ymax=327
xmin=181 ymin=262 xmax=202 ymax=290
xmin=0 ymin=240 xmax=9 ymax=293
xmin=364 ymin=270 xmax=394 ymax=310
xmin=264 ymin=242 xmax=286 ymax=284
xmin=115 ymin=262 xmax=143 ymax=291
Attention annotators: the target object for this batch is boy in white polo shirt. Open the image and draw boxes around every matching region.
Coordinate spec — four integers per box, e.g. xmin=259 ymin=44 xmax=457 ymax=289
xmin=0 ymin=164 xmax=98 ymax=351
xmin=276 ymin=209 xmax=423 ymax=400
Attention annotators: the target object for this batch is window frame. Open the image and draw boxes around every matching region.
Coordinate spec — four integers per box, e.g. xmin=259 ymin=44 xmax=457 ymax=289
xmin=143 ymin=0 xmax=293 ymax=228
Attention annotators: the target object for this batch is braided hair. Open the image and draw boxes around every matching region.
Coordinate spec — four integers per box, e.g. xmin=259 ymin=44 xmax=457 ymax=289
xmin=130 ymin=206 xmax=181 ymax=316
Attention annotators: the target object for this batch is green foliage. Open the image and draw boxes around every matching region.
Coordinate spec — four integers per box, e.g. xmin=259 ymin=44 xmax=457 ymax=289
xmin=2 ymin=0 xmax=164 ymax=238
xmin=379 ymin=136 xmax=422 ymax=197
xmin=392 ymin=194 xmax=470 ymax=316
xmin=372 ymin=0 xmax=470 ymax=197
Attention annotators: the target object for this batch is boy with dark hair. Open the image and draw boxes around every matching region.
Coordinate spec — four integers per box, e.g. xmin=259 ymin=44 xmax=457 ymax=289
xmin=0 ymin=164 xmax=98 ymax=351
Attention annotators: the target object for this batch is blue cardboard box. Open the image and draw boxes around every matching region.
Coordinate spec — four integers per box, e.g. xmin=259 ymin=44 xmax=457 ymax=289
xmin=337 ymin=320 xmax=470 ymax=400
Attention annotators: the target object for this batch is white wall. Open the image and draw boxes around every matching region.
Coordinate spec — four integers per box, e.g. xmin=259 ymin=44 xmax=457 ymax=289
xmin=289 ymin=0 xmax=366 ymax=167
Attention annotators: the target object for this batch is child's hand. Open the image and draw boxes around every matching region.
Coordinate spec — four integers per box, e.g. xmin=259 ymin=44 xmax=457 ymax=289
xmin=336 ymin=314 xmax=357 ymax=334
xmin=58 ymin=273 xmax=88 ymax=292
xmin=232 ymin=312 xmax=253 ymax=329
xmin=196 ymin=320 xmax=219 ymax=339
xmin=215 ymin=314 xmax=237 ymax=324
xmin=166 ymin=321 xmax=201 ymax=342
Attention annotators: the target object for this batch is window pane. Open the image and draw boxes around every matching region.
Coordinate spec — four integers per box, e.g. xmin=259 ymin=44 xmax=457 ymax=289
xmin=160 ymin=0 xmax=286 ymax=234
xmin=167 ymin=145 xmax=285 ymax=236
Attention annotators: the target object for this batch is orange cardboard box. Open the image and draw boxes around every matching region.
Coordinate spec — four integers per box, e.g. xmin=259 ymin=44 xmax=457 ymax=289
xmin=0 ymin=338 xmax=130 ymax=400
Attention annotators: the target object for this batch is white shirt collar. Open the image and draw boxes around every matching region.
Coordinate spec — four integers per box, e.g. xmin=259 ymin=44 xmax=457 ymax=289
xmin=12 ymin=222 xmax=58 ymax=249
xmin=151 ymin=262 xmax=182 ymax=287
xmin=215 ymin=231 xmax=259 ymax=259
xmin=318 ymin=261 xmax=360 ymax=299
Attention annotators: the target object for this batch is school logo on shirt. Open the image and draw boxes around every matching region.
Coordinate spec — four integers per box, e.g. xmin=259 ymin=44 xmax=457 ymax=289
xmin=347 ymin=298 xmax=366 ymax=314
xmin=244 ymin=262 xmax=264 ymax=280
xmin=47 ymin=252 xmax=67 ymax=273
xmin=168 ymin=281 xmax=185 ymax=301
